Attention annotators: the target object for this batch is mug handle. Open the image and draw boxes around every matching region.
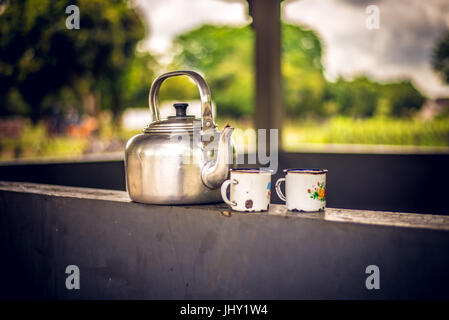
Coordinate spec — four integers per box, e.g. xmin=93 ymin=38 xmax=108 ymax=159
xmin=275 ymin=178 xmax=286 ymax=202
xmin=221 ymin=179 xmax=238 ymax=207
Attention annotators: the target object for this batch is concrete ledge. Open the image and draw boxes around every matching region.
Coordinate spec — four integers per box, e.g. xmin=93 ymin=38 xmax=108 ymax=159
xmin=1 ymin=181 xmax=449 ymax=299
xmin=1 ymin=181 xmax=448 ymax=231
xmin=2 ymin=152 xmax=449 ymax=214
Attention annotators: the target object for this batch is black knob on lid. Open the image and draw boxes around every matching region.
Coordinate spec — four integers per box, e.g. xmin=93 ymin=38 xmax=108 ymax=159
xmin=173 ymin=103 xmax=188 ymax=117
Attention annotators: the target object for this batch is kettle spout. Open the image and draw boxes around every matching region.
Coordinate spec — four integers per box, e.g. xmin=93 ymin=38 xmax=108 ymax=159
xmin=202 ymin=125 xmax=234 ymax=189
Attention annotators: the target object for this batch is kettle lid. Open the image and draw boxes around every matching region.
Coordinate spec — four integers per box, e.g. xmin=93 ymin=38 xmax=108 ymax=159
xmin=144 ymin=103 xmax=204 ymax=134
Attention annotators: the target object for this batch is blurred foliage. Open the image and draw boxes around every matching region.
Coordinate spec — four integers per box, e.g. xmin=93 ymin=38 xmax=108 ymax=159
xmin=326 ymin=76 xmax=425 ymax=118
xmin=0 ymin=0 xmax=151 ymax=122
xmin=282 ymin=23 xmax=326 ymax=116
xmin=1 ymin=115 xmax=448 ymax=160
xmin=0 ymin=2 xmax=440 ymax=158
xmin=115 ymin=51 xmax=158 ymax=110
xmin=172 ymin=23 xmax=426 ymax=118
xmin=0 ymin=120 xmax=88 ymax=159
xmin=284 ymin=117 xmax=449 ymax=148
xmin=173 ymin=24 xmax=254 ymax=117
xmin=432 ymin=29 xmax=449 ymax=84
xmin=158 ymin=76 xmax=200 ymax=103
xmin=0 ymin=111 xmax=137 ymax=160
xmin=0 ymin=3 xmax=429 ymax=123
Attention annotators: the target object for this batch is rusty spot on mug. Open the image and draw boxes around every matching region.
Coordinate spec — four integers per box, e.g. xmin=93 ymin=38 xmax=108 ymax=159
xmin=245 ymin=199 xmax=253 ymax=209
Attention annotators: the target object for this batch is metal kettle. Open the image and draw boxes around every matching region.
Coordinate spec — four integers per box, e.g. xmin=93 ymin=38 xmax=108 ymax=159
xmin=125 ymin=70 xmax=236 ymax=204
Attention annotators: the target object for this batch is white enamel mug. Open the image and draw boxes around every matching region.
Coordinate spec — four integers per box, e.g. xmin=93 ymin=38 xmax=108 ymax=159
xmin=221 ymin=168 xmax=272 ymax=212
xmin=275 ymin=168 xmax=328 ymax=212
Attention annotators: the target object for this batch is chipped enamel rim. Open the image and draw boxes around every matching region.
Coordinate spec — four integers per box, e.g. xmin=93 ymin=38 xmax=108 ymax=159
xmin=230 ymin=168 xmax=273 ymax=175
xmin=283 ymin=168 xmax=328 ymax=174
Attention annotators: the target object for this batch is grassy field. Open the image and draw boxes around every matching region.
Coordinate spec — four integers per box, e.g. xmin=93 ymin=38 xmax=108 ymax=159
xmin=283 ymin=117 xmax=449 ymax=148
xmin=1 ymin=116 xmax=448 ymax=161
xmin=0 ymin=124 xmax=88 ymax=160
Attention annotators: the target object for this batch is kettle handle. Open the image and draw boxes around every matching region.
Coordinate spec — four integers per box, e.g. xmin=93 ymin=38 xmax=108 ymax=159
xmin=149 ymin=70 xmax=214 ymax=131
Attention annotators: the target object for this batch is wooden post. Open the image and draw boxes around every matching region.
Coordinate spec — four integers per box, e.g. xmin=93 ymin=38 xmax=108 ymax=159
xmin=248 ymin=0 xmax=283 ymax=150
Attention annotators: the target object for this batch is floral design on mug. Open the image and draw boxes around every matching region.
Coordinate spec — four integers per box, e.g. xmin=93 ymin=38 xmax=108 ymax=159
xmin=307 ymin=181 xmax=326 ymax=202
xmin=266 ymin=182 xmax=271 ymax=198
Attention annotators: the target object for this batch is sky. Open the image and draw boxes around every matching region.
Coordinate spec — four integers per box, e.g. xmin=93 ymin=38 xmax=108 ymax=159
xmin=133 ymin=0 xmax=449 ymax=98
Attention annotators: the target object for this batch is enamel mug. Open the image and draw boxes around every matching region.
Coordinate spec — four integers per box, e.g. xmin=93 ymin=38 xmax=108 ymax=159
xmin=275 ymin=169 xmax=328 ymax=212
xmin=221 ymin=168 xmax=272 ymax=212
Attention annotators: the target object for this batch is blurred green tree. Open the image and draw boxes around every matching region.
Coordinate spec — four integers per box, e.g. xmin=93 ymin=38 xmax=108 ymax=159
xmin=172 ymin=23 xmax=326 ymax=118
xmin=157 ymin=76 xmax=200 ymax=104
xmin=105 ymin=51 xmax=158 ymax=111
xmin=173 ymin=24 xmax=254 ymax=117
xmin=282 ymin=23 xmax=326 ymax=116
xmin=326 ymin=77 xmax=425 ymax=118
xmin=381 ymin=81 xmax=426 ymax=117
xmin=0 ymin=0 xmax=147 ymax=122
xmin=326 ymin=76 xmax=381 ymax=118
xmin=432 ymin=30 xmax=449 ymax=84
xmin=172 ymin=22 xmax=423 ymax=118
